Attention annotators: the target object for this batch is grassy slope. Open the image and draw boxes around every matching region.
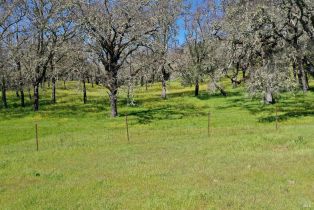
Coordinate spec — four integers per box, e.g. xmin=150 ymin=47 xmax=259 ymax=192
xmin=0 ymin=81 xmax=313 ymax=209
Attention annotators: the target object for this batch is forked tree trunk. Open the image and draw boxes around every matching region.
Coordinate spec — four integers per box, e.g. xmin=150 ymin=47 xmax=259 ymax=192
xmin=1 ymin=76 xmax=8 ymax=108
xmin=34 ymin=84 xmax=39 ymax=111
xmin=51 ymin=77 xmax=56 ymax=104
xmin=195 ymin=79 xmax=199 ymax=96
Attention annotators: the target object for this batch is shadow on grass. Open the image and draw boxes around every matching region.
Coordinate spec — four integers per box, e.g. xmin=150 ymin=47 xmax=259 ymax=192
xmin=2 ymin=84 xmax=313 ymax=124
xmin=215 ymin=90 xmax=314 ymax=123
xmin=125 ymin=104 xmax=208 ymax=124
xmin=0 ymin=95 xmax=109 ymax=120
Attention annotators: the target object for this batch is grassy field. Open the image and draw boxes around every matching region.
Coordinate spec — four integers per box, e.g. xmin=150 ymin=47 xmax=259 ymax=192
xmin=0 ymin=81 xmax=314 ymax=209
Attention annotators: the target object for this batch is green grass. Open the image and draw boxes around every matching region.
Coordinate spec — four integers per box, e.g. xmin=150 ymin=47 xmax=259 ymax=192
xmin=0 ymin=81 xmax=314 ymax=209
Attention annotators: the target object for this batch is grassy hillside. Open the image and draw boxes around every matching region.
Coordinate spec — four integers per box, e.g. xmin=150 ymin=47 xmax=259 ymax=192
xmin=0 ymin=81 xmax=313 ymax=209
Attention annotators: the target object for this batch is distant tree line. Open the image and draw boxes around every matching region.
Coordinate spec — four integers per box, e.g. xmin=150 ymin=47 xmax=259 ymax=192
xmin=0 ymin=0 xmax=313 ymax=116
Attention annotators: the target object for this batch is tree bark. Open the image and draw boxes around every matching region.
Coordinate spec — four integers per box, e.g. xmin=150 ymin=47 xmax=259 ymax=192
xmin=16 ymin=89 xmax=20 ymax=98
xmin=28 ymin=87 xmax=32 ymax=100
xmin=20 ymin=88 xmax=25 ymax=107
xmin=51 ymin=77 xmax=56 ymax=104
xmin=297 ymin=55 xmax=308 ymax=92
xmin=293 ymin=62 xmax=297 ymax=81
xmin=140 ymin=76 xmax=144 ymax=87
xmin=161 ymin=78 xmax=167 ymax=99
xmin=242 ymin=69 xmax=246 ymax=82
xmin=83 ymin=79 xmax=87 ymax=104
xmin=109 ymin=88 xmax=118 ymax=117
xmin=264 ymin=89 xmax=275 ymax=104
xmin=161 ymin=67 xmax=169 ymax=99
xmin=17 ymin=61 xmax=24 ymax=107
xmin=34 ymin=84 xmax=39 ymax=111
xmin=195 ymin=79 xmax=199 ymax=96
xmin=1 ymin=76 xmax=8 ymax=108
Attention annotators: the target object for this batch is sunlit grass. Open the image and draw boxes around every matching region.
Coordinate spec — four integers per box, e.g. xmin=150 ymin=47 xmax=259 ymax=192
xmin=0 ymin=81 xmax=313 ymax=209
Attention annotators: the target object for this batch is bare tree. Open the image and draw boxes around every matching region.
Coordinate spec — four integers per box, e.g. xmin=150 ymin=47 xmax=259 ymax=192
xmin=21 ymin=0 xmax=75 ymax=111
xmin=76 ymin=0 xmax=158 ymax=117
xmin=152 ymin=0 xmax=182 ymax=99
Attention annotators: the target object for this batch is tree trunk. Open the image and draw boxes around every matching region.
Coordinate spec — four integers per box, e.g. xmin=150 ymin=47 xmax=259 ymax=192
xmin=28 ymin=87 xmax=32 ymax=100
xmin=242 ymin=69 xmax=246 ymax=82
xmin=297 ymin=56 xmax=308 ymax=92
xmin=161 ymin=78 xmax=167 ymax=99
xmin=20 ymin=88 xmax=25 ymax=107
xmin=127 ymin=82 xmax=131 ymax=105
xmin=83 ymin=79 xmax=87 ymax=104
xmin=63 ymin=80 xmax=66 ymax=89
xmin=140 ymin=76 xmax=144 ymax=87
xmin=264 ymin=89 xmax=275 ymax=104
xmin=34 ymin=84 xmax=39 ymax=111
xmin=52 ymin=77 xmax=56 ymax=104
xmin=213 ymin=81 xmax=227 ymax=97
xmin=1 ymin=76 xmax=8 ymax=108
xmin=293 ymin=62 xmax=297 ymax=81
xmin=109 ymin=88 xmax=118 ymax=117
xmin=195 ymin=79 xmax=199 ymax=96
xmin=16 ymin=89 xmax=20 ymax=98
